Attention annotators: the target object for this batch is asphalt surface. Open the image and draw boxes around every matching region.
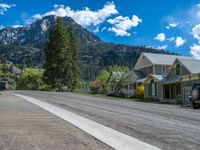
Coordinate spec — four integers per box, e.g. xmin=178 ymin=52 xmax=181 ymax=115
xmin=0 ymin=92 xmax=112 ymax=150
xmin=15 ymin=90 xmax=200 ymax=150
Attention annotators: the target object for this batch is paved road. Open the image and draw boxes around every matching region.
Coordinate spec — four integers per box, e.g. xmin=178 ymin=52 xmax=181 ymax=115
xmin=15 ymin=90 xmax=200 ymax=150
xmin=0 ymin=92 xmax=112 ymax=150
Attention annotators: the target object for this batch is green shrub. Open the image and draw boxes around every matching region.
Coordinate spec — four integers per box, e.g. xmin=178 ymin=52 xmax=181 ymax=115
xmin=89 ymin=81 xmax=102 ymax=94
xmin=17 ymin=68 xmax=47 ymax=90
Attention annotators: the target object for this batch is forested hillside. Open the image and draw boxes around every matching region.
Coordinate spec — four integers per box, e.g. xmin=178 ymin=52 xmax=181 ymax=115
xmin=0 ymin=15 xmax=175 ymax=81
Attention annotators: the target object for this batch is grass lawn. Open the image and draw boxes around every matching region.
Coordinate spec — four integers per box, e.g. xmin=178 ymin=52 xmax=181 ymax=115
xmin=73 ymin=91 xmax=172 ymax=104
xmin=74 ymin=91 xmax=122 ymax=99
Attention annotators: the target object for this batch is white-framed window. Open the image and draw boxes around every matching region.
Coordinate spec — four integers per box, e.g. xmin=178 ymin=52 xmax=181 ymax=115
xmin=176 ymin=64 xmax=181 ymax=75
xmin=148 ymin=79 xmax=157 ymax=96
xmin=162 ymin=65 xmax=167 ymax=74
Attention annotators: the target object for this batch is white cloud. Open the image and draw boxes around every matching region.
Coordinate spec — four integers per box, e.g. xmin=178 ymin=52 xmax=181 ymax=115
xmin=192 ymin=24 xmax=200 ymax=43
xmin=175 ymin=36 xmax=185 ymax=47
xmin=166 ymin=22 xmax=179 ymax=29
xmin=169 ymin=22 xmax=179 ymax=27
xmin=30 ymin=2 xmax=118 ymax=28
xmin=167 ymin=37 xmax=175 ymax=41
xmin=164 ymin=4 xmax=200 ymax=32
xmin=101 ymin=27 xmax=107 ymax=32
xmin=33 ymin=14 xmax=43 ymax=20
xmin=154 ymin=33 xmax=166 ymax=42
xmin=107 ymin=15 xmax=142 ymax=36
xmin=0 ymin=3 xmax=15 ymax=15
xmin=145 ymin=44 xmax=168 ymax=50
xmin=190 ymin=44 xmax=200 ymax=59
xmin=157 ymin=44 xmax=168 ymax=50
xmin=108 ymin=27 xmax=130 ymax=36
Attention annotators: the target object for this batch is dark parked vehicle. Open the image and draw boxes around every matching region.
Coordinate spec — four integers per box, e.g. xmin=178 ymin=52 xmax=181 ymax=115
xmin=0 ymin=81 xmax=9 ymax=91
xmin=189 ymin=84 xmax=200 ymax=109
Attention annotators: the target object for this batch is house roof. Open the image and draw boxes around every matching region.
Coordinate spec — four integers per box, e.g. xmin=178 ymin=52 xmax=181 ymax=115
xmin=177 ymin=58 xmax=200 ymax=74
xmin=137 ymin=77 xmax=147 ymax=83
xmin=151 ymin=75 xmax=165 ymax=81
xmin=161 ymin=76 xmax=180 ymax=84
xmin=144 ymin=75 xmax=165 ymax=83
xmin=142 ymin=53 xmax=193 ymax=65
xmin=123 ymin=71 xmax=145 ymax=83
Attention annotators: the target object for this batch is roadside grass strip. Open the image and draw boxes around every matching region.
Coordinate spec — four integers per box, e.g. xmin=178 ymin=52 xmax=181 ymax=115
xmin=15 ymin=94 xmax=161 ymax=150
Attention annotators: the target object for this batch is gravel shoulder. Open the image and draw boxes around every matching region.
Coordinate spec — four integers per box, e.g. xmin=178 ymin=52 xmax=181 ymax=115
xmin=0 ymin=91 xmax=113 ymax=150
xmin=15 ymin=90 xmax=200 ymax=150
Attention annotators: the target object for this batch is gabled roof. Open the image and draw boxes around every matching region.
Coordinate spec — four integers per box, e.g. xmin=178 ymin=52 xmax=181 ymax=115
xmin=137 ymin=77 xmax=147 ymax=83
xmin=143 ymin=75 xmax=165 ymax=83
xmin=161 ymin=76 xmax=180 ymax=84
xmin=123 ymin=71 xmax=145 ymax=83
xmin=176 ymin=58 xmax=200 ymax=74
xmin=134 ymin=53 xmax=194 ymax=70
xmin=142 ymin=53 xmax=193 ymax=65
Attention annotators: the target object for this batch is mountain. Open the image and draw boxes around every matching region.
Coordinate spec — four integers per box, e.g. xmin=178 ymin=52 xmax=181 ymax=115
xmin=0 ymin=15 xmax=175 ymax=81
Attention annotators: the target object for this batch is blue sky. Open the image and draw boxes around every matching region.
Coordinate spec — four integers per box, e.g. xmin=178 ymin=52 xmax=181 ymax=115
xmin=0 ymin=0 xmax=200 ymax=58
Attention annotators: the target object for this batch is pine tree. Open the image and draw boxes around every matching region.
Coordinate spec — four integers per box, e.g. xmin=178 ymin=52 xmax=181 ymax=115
xmin=44 ymin=17 xmax=80 ymax=91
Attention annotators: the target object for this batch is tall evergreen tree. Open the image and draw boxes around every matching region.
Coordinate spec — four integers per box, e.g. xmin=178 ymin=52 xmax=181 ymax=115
xmin=44 ymin=17 xmax=80 ymax=91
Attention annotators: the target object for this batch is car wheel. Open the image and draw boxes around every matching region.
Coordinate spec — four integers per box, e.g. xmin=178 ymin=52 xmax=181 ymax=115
xmin=192 ymin=101 xmax=199 ymax=109
xmin=191 ymin=89 xmax=199 ymax=100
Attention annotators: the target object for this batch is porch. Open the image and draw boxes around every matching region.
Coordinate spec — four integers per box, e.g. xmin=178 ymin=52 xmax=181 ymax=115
xmin=162 ymin=82 xmax=182 ymax=102
xmin=122 ymin=82 xmax=137 ymax=97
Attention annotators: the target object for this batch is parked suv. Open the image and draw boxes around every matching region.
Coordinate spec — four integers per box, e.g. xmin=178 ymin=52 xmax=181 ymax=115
xmin=189 ymin=84 xmax=200 ymax=109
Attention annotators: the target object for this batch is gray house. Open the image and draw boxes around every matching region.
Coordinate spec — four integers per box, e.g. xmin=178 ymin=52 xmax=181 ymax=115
xmin=143 ymin=56 xmax=200 ymax=104
xmin=108 ymin=52 xmax=200 ymax=104
xmin=129 ymin=53 xmax=192 ymax=99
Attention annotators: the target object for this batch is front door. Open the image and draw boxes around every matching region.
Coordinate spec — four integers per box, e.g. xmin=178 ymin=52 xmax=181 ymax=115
xmin=164 ymin=85 xmax=170 ymax=99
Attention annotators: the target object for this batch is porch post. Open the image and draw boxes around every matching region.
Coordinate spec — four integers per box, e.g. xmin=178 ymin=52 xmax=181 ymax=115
xmin=128 ymin=84 xmax=130 ymax=97
xmin=169 ymin=85 xmax=171 ymax=100
xmin=163 ymin=85 xmax=165 ymax=99
xmin=161 ymin=85 xmax=163 ymax=100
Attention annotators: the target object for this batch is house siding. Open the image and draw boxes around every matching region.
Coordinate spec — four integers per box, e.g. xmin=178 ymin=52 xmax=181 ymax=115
xmin=168 ymin=62 xmax=190 ymax=78
xmin=182 ymin=66 xmax=190 ymax=76
xmin=137 ymin=66 xmax=153 ymax=77
xmin=134 ymin=54 xmax=152 ymax=70
xmin=155 ymin=65 xmax=171 ymax=75
xmin=138 ymin=65 xmax=171 ymax=76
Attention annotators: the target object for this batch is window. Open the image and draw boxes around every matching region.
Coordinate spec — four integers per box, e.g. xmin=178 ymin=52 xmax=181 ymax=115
xmin=147 ymin=68 xmax=151 ymax=75
xmin=123 ymin=85 xmax=128 ymax=89
xmin=148 ymin=79 xmax=157 ymax=96
xmin=151 ymin=79 xmax=157 ymax=96
xmin=129 ymin=84 xmax=136 ymax=90
xmin=176 ymin=64 xmax=181 ymax=75
xmin=162 ymin=65 xmax=167 ymax=74
xmin=134 ymin=83 xmax=137 ymax=90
